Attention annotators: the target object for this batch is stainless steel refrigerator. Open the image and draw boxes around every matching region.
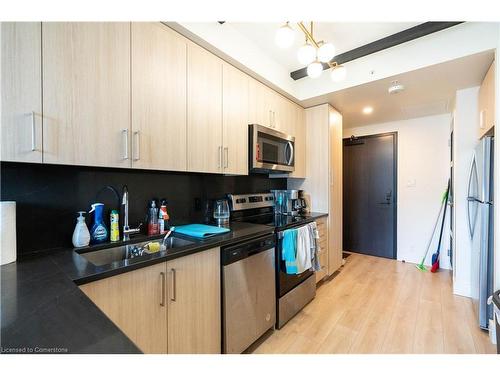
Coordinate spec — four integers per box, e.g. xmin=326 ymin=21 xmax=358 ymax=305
xmin=467 ymin=135 xmax=494 ymax=329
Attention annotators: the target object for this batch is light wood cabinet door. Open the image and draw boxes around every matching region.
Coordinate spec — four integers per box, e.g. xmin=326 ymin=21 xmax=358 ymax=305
xmin=289 ymin=105 xmax=306 ymax=178
xmin=166 ymin=247 xmax=221 ymax=354
xmin=328 ymin=105 xmax=343 ymax=275
xmin=187 ymin=42 xmax=223 ymax=173
xmin=222 ymin=63 xmax=248 ymax=175
xmin=478 ymin=61 xmax=495 ymax=139
xmin=79 ymin=262 xmax=168 ymax=354
xmin=131 ymin=23 xmax=187 ymax=171
xmin=315 ymin=216 xmax=329 ymax=283
xmin=248 ymin=79 xmax=273 ymax=128
xmin=1 ymin=22 xmax=42 ymax=163
xmin=42 ymin=22 xmax=131 ymax=168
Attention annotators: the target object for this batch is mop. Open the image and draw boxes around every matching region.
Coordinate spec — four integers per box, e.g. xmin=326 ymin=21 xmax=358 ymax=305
xmin=415 ymin=182 xmax=449 ymax=272
xmin=430 ymin=180 xmax=450 ymax=273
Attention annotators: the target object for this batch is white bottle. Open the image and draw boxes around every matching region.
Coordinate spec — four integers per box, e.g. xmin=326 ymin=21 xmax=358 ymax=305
xmin=72 ymin=211 xmax=91 ymax=248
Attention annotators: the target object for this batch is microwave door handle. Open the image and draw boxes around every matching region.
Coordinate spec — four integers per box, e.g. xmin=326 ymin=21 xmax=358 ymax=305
xmin=285 ymin=141 xmax=294 ymax=166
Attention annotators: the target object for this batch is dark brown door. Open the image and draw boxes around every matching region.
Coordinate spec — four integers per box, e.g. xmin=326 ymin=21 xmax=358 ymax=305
xmin=343 ymin=133 xmax=397 ymax=259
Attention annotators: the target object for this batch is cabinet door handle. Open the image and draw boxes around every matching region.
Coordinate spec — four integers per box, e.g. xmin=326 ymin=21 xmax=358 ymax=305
xmin=160 ymin=272 xmax=166 ymax=307
xmin=273 ymin=111 xmax=276 ymax=128
xmin=218 ymin=146 xmax=222 ymax=169
xmin=224 ymin=147 xmax=228 ymax=168
xmin=133 ymin=130 xmax=140 ymax=161
xmin=122 ymin=129 xmax=129 ymax=160
xmin=31 ymin=111 xmax=36 ymax=151
xmin=170 ymin=268 xmax=176 ymax=302
xmin=269 ymin=110 xmax=273 ymax=127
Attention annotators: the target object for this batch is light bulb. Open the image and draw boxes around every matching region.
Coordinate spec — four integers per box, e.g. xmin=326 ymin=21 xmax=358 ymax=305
xmin=330 ymin=65 xmax=347 ymax=82
xmin=274 ymin=23 xmax=295 ymax=49
xmin=362 ymin=106 xmax=374 ymax=114
xmin=307 ymin=61 xmax=323 ymax=79
xmin=297 ymin=42 xmax=316 ymax=65
xmin=317 ymin=42 xmax=335 ymax=63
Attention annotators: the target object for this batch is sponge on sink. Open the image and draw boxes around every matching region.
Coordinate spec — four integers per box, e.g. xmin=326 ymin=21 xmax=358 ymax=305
xmin=146 ymin=242 xmax=161 ymax=253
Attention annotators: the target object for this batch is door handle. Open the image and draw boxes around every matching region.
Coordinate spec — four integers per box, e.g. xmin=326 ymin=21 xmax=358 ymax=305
xmin=224 ymin=147 xmax=228 ymax=168
xmin=170 ymin=268 xmax=176 ymax=302
xmin=31 ymin=111 xmax=36 ymax=151
xmin=122 ymin=129 xmax=129 ymax=160
xmin=160 ymin=271 xmax=166 ymax=307
xmin=133 ymin=130 xmax=140 ymax=161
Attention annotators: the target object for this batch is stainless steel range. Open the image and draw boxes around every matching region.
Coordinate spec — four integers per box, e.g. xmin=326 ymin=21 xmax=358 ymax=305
xmin=228 ymin=192 xmax=317 ymax=329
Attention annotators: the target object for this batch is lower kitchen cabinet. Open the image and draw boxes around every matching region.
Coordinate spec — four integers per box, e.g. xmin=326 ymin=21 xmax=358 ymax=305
xmin=79 ymin=262 xmax=168 ymax=354
xmin=166 ymin=247 xmax=221 ymax=354
xmin=79 ymin=247 xmax=221 ymax=354
xmin=315 ymin=217 xmax=329 ymax=283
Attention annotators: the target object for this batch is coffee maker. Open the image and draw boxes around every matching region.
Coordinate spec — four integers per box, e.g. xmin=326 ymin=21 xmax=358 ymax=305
xmin=271 ymin=189 xmax=307 ymax=216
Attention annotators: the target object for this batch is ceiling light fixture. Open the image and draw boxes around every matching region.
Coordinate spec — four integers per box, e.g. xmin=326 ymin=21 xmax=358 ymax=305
xmin=330 ymin=64 xmax=347 ymax=82
xmin=297 ymin=41 xmax=316 ymax=65
xmin=307 ymin=60 xmax=323 ymax=79
xmin=274 ymin=22 xmax=296 ymax=49
xmin=362 ymin=106 xmax=374 ymax=115
xmin=274 ymin=21 xmax=346 ymax=81
xmin=388 ymin=80 xmax=405 ymax=94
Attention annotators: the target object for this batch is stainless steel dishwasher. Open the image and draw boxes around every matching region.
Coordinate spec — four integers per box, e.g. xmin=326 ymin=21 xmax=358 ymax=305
xmin=221 ymin=234 xmax=276 ymax=354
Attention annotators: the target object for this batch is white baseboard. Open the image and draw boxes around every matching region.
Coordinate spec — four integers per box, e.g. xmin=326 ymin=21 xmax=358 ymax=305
xmin=453 ymin=279 xmax=472 ymax=297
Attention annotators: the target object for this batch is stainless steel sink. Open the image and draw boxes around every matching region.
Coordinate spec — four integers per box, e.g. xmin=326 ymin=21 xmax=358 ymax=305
xmin=77 ymin=237 xmax=195 ymax=267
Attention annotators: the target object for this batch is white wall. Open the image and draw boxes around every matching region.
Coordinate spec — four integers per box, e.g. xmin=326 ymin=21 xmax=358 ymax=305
xmin=343 ymin=114 xmax=451 ymax=270
xmin=453 ymin=87 xmax=480 ymax=297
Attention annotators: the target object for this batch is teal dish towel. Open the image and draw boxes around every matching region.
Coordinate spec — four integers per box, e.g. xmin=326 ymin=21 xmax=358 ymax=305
xmin=282 ymin=229 xmax=298 ymax=274
xmin=174 ymin=224 xmax=230 ymax=238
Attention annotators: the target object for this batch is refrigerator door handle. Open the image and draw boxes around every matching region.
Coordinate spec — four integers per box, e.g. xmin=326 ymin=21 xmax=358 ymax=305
xmin=467 ymin=154 xmax=479 ymax=239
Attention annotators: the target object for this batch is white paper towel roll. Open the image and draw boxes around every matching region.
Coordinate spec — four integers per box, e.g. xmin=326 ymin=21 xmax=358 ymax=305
xmin=1 ymin=201 xmax=17 ymax=265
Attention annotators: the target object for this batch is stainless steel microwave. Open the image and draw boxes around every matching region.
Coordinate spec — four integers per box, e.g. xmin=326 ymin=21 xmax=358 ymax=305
xmin=249 ymin=124 xmax=295 ymax=173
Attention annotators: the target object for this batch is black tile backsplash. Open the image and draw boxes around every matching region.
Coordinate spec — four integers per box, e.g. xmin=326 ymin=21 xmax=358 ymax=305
xmin=1 ymin=162 xmax=285 ymax=257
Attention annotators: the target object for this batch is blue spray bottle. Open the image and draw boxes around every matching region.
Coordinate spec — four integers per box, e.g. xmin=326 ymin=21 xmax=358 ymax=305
xmin=89 ymin=203 xmax=108 ymax=244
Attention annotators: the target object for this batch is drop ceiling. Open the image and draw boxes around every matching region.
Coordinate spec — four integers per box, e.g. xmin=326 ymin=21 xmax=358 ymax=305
xmin=299 ymin=50 xmax=495 ymax=128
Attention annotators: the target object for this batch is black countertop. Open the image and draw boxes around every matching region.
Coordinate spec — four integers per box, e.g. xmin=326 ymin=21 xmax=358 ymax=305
xmin=0 ymin=221 xmax=274 ymax=354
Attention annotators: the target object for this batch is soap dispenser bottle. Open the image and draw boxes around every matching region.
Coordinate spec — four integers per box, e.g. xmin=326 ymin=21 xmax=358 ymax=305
xmin=72 ymin=211 xmax=91 ymax=248
xmin=89 ymin=203 xmax=108 ymax=244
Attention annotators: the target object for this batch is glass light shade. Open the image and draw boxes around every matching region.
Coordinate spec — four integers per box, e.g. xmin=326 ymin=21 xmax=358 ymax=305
xmin=274 ymin=23 xmax=295 ymax=49
xmin=297 ymin=43 xmax=316 ymax=65
xmin=307 ymin=61 xmax=323 ymax=78
xmin=317 ymin=42 xmax=336 ymax=63
xmin=330 ymin=65 xmax=347 ymax=82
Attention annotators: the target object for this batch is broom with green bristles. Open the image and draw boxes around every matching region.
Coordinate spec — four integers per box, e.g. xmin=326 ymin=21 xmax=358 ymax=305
xmin=416 ymin=182 xmax=450 ymax=272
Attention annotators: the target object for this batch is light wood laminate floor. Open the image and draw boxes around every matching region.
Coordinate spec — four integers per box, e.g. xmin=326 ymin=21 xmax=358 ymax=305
xmin=251 ymin=253 xmax=496 ymax=354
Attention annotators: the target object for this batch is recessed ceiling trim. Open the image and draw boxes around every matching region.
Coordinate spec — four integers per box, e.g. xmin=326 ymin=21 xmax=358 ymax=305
xmin=290 ymin=22 xmax=464 ymax=81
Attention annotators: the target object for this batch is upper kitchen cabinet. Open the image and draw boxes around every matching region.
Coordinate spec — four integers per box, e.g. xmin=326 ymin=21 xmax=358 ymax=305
xmin=131 ymin=23 xmax=187 ymax=171
xmin=222 ymin=63 xmax=249 ymax=175
xmin=187 ymin=42 xmax=223 ymax=174
xmin=1 ymin=22 xmax=43 ymax=163
xmin=42 ymin=22 xmax=131 ymax=168
xmin=478 ymin=61 xmax=495 ymax=139
xmin=289 ymin=105 xmax=306 ymax=178
xmin=248 ymin=79 xmax=274 ymax=128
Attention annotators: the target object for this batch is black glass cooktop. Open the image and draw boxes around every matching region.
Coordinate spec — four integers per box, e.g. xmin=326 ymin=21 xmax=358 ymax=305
xmin=239 ymin=213 xmax=314 ymax=231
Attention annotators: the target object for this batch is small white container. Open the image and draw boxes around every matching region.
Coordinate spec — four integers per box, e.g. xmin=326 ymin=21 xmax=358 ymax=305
xmin=1 ymin=201 xmax=17 ymax=265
